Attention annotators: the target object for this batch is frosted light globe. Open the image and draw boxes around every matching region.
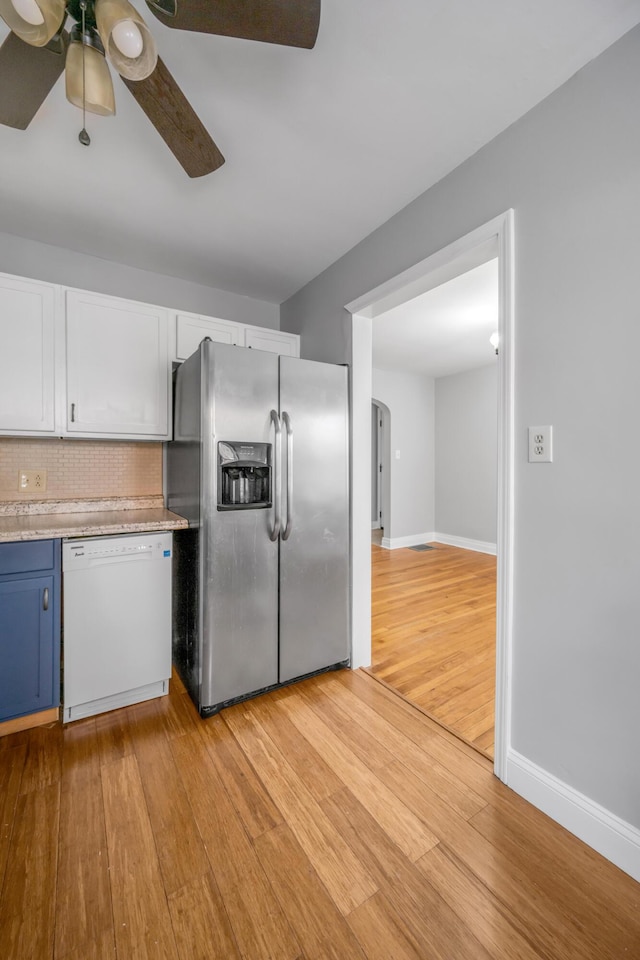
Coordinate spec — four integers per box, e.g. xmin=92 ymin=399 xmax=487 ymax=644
xmin=11 ymin=0 xmax=45 ymax=25
xmin=112 ymin=19 xmax=143 ymax=58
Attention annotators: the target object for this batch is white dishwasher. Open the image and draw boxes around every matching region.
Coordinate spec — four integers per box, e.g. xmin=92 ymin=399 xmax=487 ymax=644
xmin=62 ymin=532 xmax=173 ymax=723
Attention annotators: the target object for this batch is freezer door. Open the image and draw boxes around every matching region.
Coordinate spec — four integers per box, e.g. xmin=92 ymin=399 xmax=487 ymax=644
xmin=200 ymin=341 xmax=280 ymax=710
xmin=279 ymin=357 xmax=350 ymax=682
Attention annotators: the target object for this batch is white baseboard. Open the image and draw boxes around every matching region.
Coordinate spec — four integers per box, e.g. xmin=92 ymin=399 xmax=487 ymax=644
xmin=380 ymin=531 xmax=436 ymax=550
xmin=371 ymin=520 xmax=381 ymax=530
xmin=433 ymin=532 xmax=497 ymax=555
xmin=507 ymin=749 xmax=640 ymax=884
xmin=379 ymin=531 xmax=497 ymax=553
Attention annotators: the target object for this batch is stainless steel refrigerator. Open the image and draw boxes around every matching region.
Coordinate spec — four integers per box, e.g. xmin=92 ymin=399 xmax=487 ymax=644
xmin=166 ymin=338 xmax=350 ymax=716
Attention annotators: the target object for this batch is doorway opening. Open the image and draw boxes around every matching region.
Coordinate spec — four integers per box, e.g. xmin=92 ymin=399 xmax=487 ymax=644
xmin=347 ymin=211 xmax=514 ymax=781
xmin=369 ymin=256 xmax=499 ymax=757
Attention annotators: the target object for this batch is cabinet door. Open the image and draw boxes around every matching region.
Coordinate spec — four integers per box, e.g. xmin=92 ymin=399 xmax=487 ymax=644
xmin=175 ymin=312 xmax=242 ymax=361
xmin=243 ymin=326 xmax=300 ymax=357
xmin=0 ymin=575 xmax=55 ymax=720
xmin=66 ymin=291 xmax=170 ymax=438
xmin=0 ymin=275 xmax=56 ymax=434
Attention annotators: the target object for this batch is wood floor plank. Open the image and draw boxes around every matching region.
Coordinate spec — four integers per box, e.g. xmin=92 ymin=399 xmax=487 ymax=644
xmin=197 ymin=712 xmax=284 ymax=840
xmin=0 ymin=743 xmax=26 ymax=892
xmin=342 ymin=668 xmax=495 ymax=774
xmin=470 ymin=802 xmax=640 ymax=950
xmin=170 ymin=730 xmax=301 ymax=960
xmin=222 ymin=701 xmax=378 ymax=915
xmin=371 ymin=746 xmax=624 ymax=960
xmin=95 ymin=707 xmax=135 ymax=767
xmin=320 ymin=786 xmax=430 ymax=890
xmin=322 ymin=772 xmax=494 ymax=960
xmin=54 ymin=843 xmax=114 ymax=960
xmin=167 ymin=872 xmax=242 ymax=960
xmin=278 ymin=691 xmax=439 ymax=860
xmin=18 ymin=722 xmax=62 ymax=794
xmin=60 ymin=718 xmax=99 ymax=787
xmin=347 ymin=892 xmax=428 ymax=960
xmin=0 ymin=782 xmax=60 ymax=959
xmin=297 ymin=680 xmax=398 ymax=771
xmin=131 ymin=702 xmax=211 ymax=896
xmin=101 ymin=753 xmax=179 ymax=959
xmin=55 ymin=929 xmax=118 ymax=960
xmin=316 ymin=675 xmax=487 ymax=820
xmin=56 ymin=721 xmax=113 ymax=960
xmin=417 ymin=844 xmax=547 ymax=960
xmin=238 ymin=692 xmax=345 ymax=802
xmin=255 ymin=822 xmax=368 ymax=960
xmin=153 ymin=681 xmax=202 ymax=741
xmin=472 ymin=787 xmax=640 ymax=925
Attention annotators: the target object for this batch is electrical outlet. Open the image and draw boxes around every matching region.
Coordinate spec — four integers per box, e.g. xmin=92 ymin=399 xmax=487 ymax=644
xmin=528 ymin=426 xmax=553 ymax=463
xmin=19 ymin=469 xmax=48 ymax=493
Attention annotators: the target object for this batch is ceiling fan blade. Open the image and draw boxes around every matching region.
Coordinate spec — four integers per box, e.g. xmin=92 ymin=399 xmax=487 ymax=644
xmin=146 ymin=0 xmax=321 ymax=49
xmin=121 ymin=57 xmax=225 ymax=178
xmin=0 ymin=30 xmax=68 ymax=130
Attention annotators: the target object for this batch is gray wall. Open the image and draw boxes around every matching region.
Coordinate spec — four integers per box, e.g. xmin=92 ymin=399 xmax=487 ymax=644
xmin=0 ymin=231 xmax=279 ymax=328
xmin=281 ymin=26 xmax=640 ymax=829
xmin=435 ymin=362 xmax=498 ymax=544
xmin=372 ymin=368 xmax=435 ymax=542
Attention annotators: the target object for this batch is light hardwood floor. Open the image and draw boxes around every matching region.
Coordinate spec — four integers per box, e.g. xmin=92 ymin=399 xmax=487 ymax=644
xmin=1 ymin=668 xmax=639 ymax=959
xmin=371 ymin=540 xmax=497 ymax=757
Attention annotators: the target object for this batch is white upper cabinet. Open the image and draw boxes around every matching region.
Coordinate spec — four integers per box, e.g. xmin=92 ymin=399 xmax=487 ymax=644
xmin=0 ymin=271 xmax=299 ymax=440
xmin=174 ymin=312 xmax=300 ymax=361
xmin=0 ymin=274 xmax=56 ymax=435
xmin=175 ymin=312 xmax=242 ymax=361
xmin=243 ymin=325 xmax=300 ymax=357
xmin=65 ymin=291 xmax=170 ymax=439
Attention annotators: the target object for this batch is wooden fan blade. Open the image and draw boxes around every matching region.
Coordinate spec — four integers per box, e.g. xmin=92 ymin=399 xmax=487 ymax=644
xmin=0 ymin=30 xmax=68 ymax=130
xmin=121 ymin=57 xmax=224 ymax=178
xmin=146 ymin=0 xmax=321 ymax=49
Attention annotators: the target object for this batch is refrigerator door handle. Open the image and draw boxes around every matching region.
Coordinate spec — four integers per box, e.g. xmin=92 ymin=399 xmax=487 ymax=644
xmin=282 ymin=410 xmax=294 ymax=540
xmin=270 ymin=409 xmax=282 ymax=541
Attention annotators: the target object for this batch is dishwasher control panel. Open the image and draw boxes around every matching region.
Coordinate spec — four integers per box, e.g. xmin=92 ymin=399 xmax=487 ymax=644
xmin=63 ymin=533 xmax=172 ymax=570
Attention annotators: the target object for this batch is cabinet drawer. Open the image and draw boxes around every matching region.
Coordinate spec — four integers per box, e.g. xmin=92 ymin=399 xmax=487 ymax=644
xmin=0 ymin=540 xmax=56 ymax=576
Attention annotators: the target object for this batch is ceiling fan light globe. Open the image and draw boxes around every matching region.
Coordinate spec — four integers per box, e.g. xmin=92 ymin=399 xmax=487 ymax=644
xmin=111 ymin=20 xmax=143 ymax=59
xmin=10 ymin=0 xmax=43 ymax=26
xmin=95 ymin=0 xmax=157 ymax=81
xmin=0 ymin=0 xmax=65 ymax=46
xmin=65 ymin=38 xmax=116 ymax=117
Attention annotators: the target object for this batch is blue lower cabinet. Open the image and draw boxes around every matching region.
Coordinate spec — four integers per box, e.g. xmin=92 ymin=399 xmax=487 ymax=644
xmin=0 ymin=540 xmax=60 ymax=722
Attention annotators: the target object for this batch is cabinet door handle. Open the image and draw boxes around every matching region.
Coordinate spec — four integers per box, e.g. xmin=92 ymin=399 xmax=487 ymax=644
xmin=70 ymin=402 xmax=76 ymax=423
xmin=43 ymin=587 xmax=49 ymax=611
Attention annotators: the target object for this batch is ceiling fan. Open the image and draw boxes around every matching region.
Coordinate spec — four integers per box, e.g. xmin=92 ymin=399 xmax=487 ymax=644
xmin=0 ymin=0 xmax=321 ymax=177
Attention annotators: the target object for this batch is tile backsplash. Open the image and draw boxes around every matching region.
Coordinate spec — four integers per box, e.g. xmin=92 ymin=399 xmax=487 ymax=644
xmin=0 ymin=438 xmax=163 ymax=502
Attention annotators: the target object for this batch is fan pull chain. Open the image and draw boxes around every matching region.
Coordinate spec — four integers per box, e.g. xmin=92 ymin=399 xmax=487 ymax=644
xmin=79 ymin=0 xmax=90 ymax=146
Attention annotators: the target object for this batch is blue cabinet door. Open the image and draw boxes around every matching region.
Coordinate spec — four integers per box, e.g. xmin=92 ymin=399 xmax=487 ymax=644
xmin=0 ymin=575 xmax=55 ymax=720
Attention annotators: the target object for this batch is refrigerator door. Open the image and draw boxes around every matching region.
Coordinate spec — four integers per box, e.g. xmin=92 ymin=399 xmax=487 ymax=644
xmin=201 ymin=340 xmax=280 ymax=711
xmin=278 ymin=356 xmax=350 ymax=682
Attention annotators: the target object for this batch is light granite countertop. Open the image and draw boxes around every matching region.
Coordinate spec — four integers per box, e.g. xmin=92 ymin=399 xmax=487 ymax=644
xmin=0 ymin=496 xmax=189 ymax=543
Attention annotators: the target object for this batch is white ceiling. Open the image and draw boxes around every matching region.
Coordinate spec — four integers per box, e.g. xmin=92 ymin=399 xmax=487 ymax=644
xmin=373 ymin=258 xmax=499 ymax=379
xmin=1 ymin=1 xmax=639 ymax=304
